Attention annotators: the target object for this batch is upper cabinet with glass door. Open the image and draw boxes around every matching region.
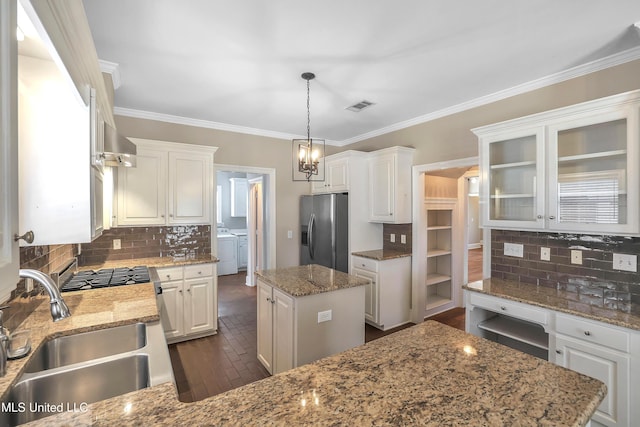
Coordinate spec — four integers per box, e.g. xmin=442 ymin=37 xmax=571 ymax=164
xmin=475 ymin=90 xmax=640 ymax=235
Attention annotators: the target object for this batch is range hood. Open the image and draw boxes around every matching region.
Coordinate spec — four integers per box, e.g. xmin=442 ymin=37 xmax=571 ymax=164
xmin=103 ymin=123 xmax=137 ymax=167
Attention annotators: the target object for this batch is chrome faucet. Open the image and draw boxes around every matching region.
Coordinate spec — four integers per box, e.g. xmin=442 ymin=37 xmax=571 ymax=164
xmin=19 ymin=269 xmax=71 ymax=321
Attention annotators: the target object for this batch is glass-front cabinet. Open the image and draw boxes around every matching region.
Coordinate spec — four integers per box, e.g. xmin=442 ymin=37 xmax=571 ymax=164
xmin=476 ymin=90 xmax=640 ymax=235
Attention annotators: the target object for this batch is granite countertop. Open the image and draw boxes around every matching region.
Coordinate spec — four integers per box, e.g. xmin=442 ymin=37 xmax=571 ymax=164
xmin=464 ymin=278 xmax=640 ymax=331
xmin=256 ymin=264 xmax=369 ymax=297
xmin=26 ymin=321 xmax=604 ymax=426
xmin=351 ymin=249 xmax=412 ymax=261
xmin=0 ymin=283 xmax=159 ymax=396
xmin=79 ymin=255 xmax=219 ymax=271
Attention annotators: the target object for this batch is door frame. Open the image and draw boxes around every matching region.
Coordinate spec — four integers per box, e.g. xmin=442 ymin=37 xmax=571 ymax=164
xmin=214 ymin=164 xmax=276 ymax=274
xmin=411 ymin=156 xmax=478 ymax=324
xmin=247 ymin=176 xmax=264 ymax=286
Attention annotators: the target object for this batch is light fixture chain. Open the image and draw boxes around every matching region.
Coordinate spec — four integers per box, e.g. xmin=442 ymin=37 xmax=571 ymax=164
xmin=306 ymin=78 xmax=311 ymax=141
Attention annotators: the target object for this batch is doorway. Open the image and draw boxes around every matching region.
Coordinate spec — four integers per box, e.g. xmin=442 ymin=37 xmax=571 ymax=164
xmin=411 ymin=157 xmax=481 ymax=323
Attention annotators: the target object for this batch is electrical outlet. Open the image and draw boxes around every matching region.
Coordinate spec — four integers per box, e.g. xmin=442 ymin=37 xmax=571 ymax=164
xmin=390 ymin=234 xmax=396 ymax=243
xmin=113 ymin=239 xmax=121 ymax=250
xmin=317 ymin=310 xmax=332 ymax=323
xmin=571 ymin=250 xmax=582 ymax=265
xmin=400 ymin=234 xmax=407 ymax=244
xmin=504 ymin=243 xmax=524 ymax=258
xmin=613 ymin=253 xmax=637 ymax=272
xmin=540 ymin=247 xmax=550 ymax=261
xmin=287 ymin=230 xmax=293 ymax=239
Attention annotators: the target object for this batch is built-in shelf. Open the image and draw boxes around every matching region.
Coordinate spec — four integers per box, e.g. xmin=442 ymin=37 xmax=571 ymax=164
xmin=478 ymin=315 xmax=548 ymax=350
xmin=426 ymin=225 xmax=451 ymax=230
xmin=490 ymin=194 xmax=535 ymax=199
xmin=426 ymin=295 xmax=451 ymax=310
xmin=490 ymin=160 xmax=536 ymax=170
xmin=426 ymin=273 xmax=451 ymax=286
xmin=426 ymin=249 xmax=451 ymax=258
xmin=557 ymin=149 xmax=627 ymax=163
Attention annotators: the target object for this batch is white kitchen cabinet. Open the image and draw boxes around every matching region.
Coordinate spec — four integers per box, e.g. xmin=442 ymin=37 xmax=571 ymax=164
xmin=117 ymin=139 xmax=216 ymax=226
xmin=157 ymin=263 xmax=217 ymax=343
xmin=311 ymin=155 xmax=349 ymax=194
xmin=230 ymin=177 xmax=248 ymax=217
xmin=368 ymin=146 xmax=415 ymax=223
xmin=237 ymin=234 xmax=248 ymax=269
xmin=257 ymin=279 xmax=294 ymax=375
xmin=475 ymin=90 xmax=640 ymax=234
xmin=553 ymin=313 xmax=634 ymax=427
xmin=351 ymin=255 xmax=411 ymax=331
xmin=0 ymin=0 xmax=19 ymax=303
xmin=91 ymin=168 xmax=104 ymax=240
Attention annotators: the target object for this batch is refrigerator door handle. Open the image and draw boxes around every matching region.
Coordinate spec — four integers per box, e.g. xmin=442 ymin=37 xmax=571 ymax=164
xmin=308 ymin=213 xmax=315 ymax=260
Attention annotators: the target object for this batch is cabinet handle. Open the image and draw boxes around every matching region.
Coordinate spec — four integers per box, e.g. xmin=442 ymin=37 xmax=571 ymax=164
xmin=271 ymin=299 xmax=275 ymax=304
xmin=166 ymin=275 xmax=171 ymax=279
xmin=179 ymin=290 xmax=182 ymax=294
xmin=584 ymin=330 xmax=591 ymax=336
xmin=14 ymin=231 xmax=34 ymax=244
xmin=198 ymin=271 xmax=202 ymax=275
xmin=555 ymin=350 xmax=562 ymax=354
xmin=549 ymin=216 xmax=556 ymax=220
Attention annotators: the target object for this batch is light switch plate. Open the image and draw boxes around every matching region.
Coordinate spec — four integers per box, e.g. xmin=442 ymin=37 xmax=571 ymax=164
xmin=317 ymin=310 xmax=332 ymax=323
xmin=390 ymin=234 xmax=396 ymax=243
xmin=113 ymin=239 xmax=121 ymax=250
xmin=613 ymin=253 xmax=637 ymax=272
xmin=571 ymin=250 xmax=582 ymax=265
xmin=400 ymin=234 xmax=407 ymax=244
xmin=287 ymin=230 xmax=293 ymax=239
xmin=504 ymin=243 xmax=524 ymax=258
xmin=540 ymin=247 xmax=550 ymax=261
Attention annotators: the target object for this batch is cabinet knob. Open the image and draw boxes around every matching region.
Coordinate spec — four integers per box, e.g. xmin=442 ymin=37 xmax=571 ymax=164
xmin=555 ymin=350 xmax=562 ymax=354
xmin=584 ymin=330 xmax=591 ymax=336
xmin=266 ymin=297 xmax=271 ymax=302
xmin=500 ymin=306 xmax=506 ymax=311
xmin=161 ymin=214 xmax=165 ymax=218
xmin=198 ymin=271 xmax=202 ymax=275
xmin=549 ymin=216 xmax=556 ymax=220
xmin=187 ymin=288 xmax=191 ymax=293
xmin=14 ymin=231 xmax=34 ymax=244
xmin=537 ymin=215 xmax=543 ymax=219
xmin=179 ymin=290 xmax=182 ymax=294
xmin=166 ymin=275 xmax=171 ymax=279
xmin=170 ymin=214 xmax=174 ymax=218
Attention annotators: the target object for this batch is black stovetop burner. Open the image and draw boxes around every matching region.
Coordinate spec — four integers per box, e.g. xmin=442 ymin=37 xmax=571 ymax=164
xmin=61 ymin=266 xmax=151 ymax=292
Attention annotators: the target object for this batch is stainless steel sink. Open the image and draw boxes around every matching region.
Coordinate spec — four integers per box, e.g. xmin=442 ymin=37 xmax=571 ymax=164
xmin=4 ymin=355 xmax=150 ymax=425
xmin=24 ymin=323 xmax=147 ymax=372
xmin=0 ymin=321 xmax=174 ymax=426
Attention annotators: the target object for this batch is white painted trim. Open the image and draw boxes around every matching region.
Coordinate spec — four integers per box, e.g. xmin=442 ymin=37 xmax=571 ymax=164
xmin=99 ymin=60 xmax=121 ymax=89
xmin=214 ymin=164 xmax=276 ymax=271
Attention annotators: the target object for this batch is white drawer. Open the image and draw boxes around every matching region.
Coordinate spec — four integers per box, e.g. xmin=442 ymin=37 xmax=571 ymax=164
xmin=556 ymin=313 xmax=629 ymax=353
xmin=184 ymin=263 xmax=214 ymax=279
xmin=157 ymin=266 xmax=184 ymax=282
xmin=352 ymin=256 xmax=379 ymax=272
xmin=468 ymin=292 xmax=548 ymax=325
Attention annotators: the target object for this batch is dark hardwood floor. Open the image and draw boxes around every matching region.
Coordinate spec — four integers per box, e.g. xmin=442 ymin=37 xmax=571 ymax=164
xmin=169 ymin=272 xmax=466 ymax=402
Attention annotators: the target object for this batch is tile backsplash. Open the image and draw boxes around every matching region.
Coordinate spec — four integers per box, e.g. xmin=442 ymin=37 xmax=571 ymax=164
xmin=383 ymin=223 xmax=412 ymax=253
xmin=79 ymin=225 xmax=211 ymax=266
xmin=491 ymin=229 xmax=640 ymax=310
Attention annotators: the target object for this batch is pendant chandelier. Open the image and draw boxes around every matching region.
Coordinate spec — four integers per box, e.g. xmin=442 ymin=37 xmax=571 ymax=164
xmin=292 ymin=72 xmax=325 ymax=182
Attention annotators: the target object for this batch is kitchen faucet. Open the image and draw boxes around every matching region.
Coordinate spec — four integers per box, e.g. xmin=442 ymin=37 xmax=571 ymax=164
xmin=19 ymin=269 xmax=71 ymax=322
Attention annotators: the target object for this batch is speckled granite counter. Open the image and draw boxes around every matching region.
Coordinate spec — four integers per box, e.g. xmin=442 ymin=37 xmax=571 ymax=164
xmin=0 ymin=284 xmax=159 ymax=398
xmin=351 ymin=249 xmax=412 ymax=261
xmin=464 ymin=278 xmax=640 ymax=331
xmin=79 ymin=255 xmax=218 ymax=271
xmin=255 ymin=264 xmax=368 ymax=297
xmin=25 ymin=321 xmax=604 ymax=426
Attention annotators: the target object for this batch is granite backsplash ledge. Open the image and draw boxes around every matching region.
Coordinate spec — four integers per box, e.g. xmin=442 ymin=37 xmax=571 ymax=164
xmin=491 ymin=229 xmax=640 ymax=311
xmin=79 ymin=225 xmax=211 ymax=266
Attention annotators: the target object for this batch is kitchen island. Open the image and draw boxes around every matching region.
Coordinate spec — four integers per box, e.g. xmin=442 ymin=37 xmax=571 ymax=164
xmin=21 ymin=320 xmax=605 ymax=426
xmin=255 ymin=264 xmax=368 ymax=374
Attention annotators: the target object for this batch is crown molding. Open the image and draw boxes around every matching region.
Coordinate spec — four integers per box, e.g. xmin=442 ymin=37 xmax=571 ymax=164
xmin=115 ymin=46 xmax=640 ymax=147
xmin=98 ymin=60 xmax=121 ymax=89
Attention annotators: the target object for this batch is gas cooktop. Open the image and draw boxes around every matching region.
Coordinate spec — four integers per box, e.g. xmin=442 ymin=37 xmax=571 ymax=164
xmin=61 ymin=266 xmax=151 ymax=292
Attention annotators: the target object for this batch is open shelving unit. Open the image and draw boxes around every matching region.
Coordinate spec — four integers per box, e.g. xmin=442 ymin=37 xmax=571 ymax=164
xmin=425 ymin=204 xmax=455 ymax=311
xmin=475 ymin=314 xmax=549 ymax=360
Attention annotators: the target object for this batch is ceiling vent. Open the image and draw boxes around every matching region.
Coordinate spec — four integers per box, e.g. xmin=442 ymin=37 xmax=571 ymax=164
xmin=346 ymin=100 xmax=375 ymax=112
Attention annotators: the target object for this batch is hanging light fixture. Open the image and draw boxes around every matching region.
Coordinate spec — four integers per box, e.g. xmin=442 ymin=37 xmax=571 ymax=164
xmin=292 ymin=72 xmax=325 ymax=182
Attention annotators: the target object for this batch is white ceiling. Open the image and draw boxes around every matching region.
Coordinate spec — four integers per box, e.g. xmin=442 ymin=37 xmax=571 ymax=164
xmin=82 ymin=0 xmax=640 ymax=145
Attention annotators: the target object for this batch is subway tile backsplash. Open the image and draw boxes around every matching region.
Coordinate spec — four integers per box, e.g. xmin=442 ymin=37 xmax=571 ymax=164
xmin=383 ymin=223 xmax=412 ymax=253
xmin=79 ymin=225 xmax=211 ymax=266
xmin=491 ymin=229 xmax=640 ymax=311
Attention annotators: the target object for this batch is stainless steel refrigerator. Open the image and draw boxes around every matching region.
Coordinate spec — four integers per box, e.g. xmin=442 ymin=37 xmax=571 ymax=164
xmin=300 ymin=193 xmax=348 ymax=273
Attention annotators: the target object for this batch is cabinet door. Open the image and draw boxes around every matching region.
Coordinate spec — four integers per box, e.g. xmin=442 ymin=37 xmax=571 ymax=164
xmin=117 ymin=147 xmax=167 ymax=225
xmin=0 ymin=0 xmax=19 ymax=302
xmin=90 ymin=168 xmax=104 ymax=240
xmin=217 ymin=237 xmax=238 ymax=275
xmin=352 ymin=267 xmax=378 ymax=323
xmin=327 ymin=158 xmax=349 ymax=192
xmin=237 ymin=236 xmax=248 ymax=269
xmin=480 ymin=127 xmax=544 ymax=229
xmin=184 ymin=276 xmax=214 ymax=335
xmin=169 ymin=151 xmax=211 ymax=224
xmin=256 ymin=281 xmax=274 ymax=374
xmin=159 ymin=280 xmax=184 ymax=339
xmin=230 ymin=178 xmax=248 ymax=217
xmin=547 ymin=109 xmax=638 ymax=234
xmin=273 ymin=288 xmax=294 ymax=375
xmin=555 ymin=335 xmax=629 ymax=427
xmin=369 ymin=153 xmax=395 ymax=222
xmin=311 ymin=157 xmax=328 ymax=193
